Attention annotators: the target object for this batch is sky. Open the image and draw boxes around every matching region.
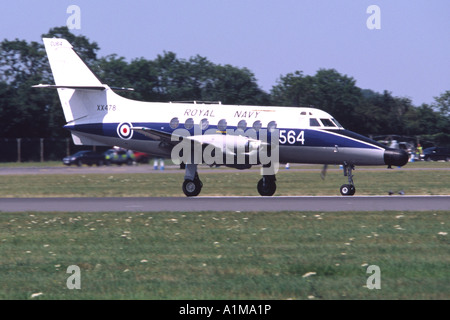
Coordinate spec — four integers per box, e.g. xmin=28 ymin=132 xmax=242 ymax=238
xmin=1 ymin=0 xmax=449 ymax=106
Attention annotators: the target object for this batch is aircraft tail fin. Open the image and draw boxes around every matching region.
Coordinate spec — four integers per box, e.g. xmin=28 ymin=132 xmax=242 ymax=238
xmin=42 ymin=38 xmax=103 ymax=87
xmin=36 ymin=38 xmax=108 ymax=124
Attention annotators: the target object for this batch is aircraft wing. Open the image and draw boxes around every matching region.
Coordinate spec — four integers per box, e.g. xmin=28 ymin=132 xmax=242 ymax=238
xmin=131 ymin=126 xmax=266 ymax=158
xmin=131 ymin=127 xmax=176 ymax=143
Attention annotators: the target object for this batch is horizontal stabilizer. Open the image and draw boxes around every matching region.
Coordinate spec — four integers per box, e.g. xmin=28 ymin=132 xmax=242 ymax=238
xmin=32 ymin=84 xmax=106 ymax=91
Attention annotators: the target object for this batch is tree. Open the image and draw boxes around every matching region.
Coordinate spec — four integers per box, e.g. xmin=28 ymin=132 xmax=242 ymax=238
xmin=2 ymin=25 xmax=448 ymax=148
xmin=0 ymin=27 xmax=100 ymax=139
xmin=361 ymin=90 xmax=413 ymax=135
xmin=403 ymin=103 xmax=442 ymax=135
xmin=270 ymin=71 xmax=313 ymax=107
xmin=307 ymin=69 xmax=362 ymax=129
xmin=271 ymin=69 xmax=363 ymax=130
xmin=96 ymin=51 xmax=269 ymax=105
xmin=433 ymin=90 xmax=450 ymax=117
xmin=202 ymin=64 xmax=270 ymax=105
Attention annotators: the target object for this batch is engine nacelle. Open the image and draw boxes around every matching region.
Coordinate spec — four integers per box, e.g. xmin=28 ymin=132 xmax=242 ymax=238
xmin=171 ymin=133 xmax=277 ymax=168
xmin=204 ymin=134 xmax=264 ymax=167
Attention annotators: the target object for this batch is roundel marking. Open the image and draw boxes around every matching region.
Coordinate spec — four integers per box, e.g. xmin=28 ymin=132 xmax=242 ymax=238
xmin=117 ymin=122 xmax=133 ymax=140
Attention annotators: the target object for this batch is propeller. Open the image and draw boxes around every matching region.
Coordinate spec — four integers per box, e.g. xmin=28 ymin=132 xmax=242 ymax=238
xmin=320 ymin=164 xmax=328 ymax=180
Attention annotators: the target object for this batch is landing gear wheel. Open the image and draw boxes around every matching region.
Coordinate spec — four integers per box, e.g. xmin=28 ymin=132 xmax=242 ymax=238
xmin=257 ymin=178 xmax=276 ymax=196
xmin=182 ymin=179 xmax=202 ymax=197
xmin=340 ymin=184 xmax=355 ymax=196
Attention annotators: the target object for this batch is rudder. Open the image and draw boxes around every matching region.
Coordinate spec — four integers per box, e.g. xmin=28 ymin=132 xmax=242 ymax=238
xmin=42 ymin=38 xmax=102 ymax=87
xmin=38 ymin=38 xmax=107 ymax=123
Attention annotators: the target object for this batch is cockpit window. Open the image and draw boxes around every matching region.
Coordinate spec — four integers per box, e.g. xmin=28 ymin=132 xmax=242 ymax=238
xmin=320 ymin=118 xmax=336 ymax=127
xmin=332 ymin=118 xmax=344 ymax=128
xmin=310 ymin=118 xmax=321 ymax=127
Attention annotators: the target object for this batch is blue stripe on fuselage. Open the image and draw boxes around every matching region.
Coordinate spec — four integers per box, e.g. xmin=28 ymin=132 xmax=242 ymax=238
xmin=64 ymin=123 xmax=384 ymax=150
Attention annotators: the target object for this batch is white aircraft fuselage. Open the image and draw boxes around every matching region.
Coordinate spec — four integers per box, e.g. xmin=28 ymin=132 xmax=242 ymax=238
xmin=36 ymin=38 xmax=408 ymax=197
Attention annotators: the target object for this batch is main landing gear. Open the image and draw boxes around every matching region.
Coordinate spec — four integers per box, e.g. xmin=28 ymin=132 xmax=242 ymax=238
xmin=181 ymin=163 xmax=278 ymax=197
xmin=257 ymin=175 xmax=277 ymax=196
xmin=340 ymin=163 xmax=356 ymax=196
xmin=256 ymin=163 xmax=277 ymax=196
xmin=182 ymin=164 xmax=203 ymax=197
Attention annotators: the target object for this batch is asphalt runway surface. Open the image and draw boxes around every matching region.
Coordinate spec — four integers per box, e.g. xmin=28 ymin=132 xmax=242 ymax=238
xmin=1 ymin=195 xmax=449 ymax=212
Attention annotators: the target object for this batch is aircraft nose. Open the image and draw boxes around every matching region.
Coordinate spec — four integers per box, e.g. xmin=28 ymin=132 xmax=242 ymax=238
xmin=384 ymin=148 xmax=409 ymax=167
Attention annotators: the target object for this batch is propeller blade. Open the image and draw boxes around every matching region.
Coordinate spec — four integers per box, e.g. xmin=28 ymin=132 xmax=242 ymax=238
xmin=320 ymin=164 xmax=328 ymax=180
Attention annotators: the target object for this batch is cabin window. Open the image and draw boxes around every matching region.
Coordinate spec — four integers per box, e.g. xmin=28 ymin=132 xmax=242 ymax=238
xmin=252 ymin=120 xmax=262 ymax=132
xmin=217 ymin=119 xmax=227 ymax=131
xmin=184 ymin=118 xmax=194 ymax=130
xmin=169 ymin=117 xmax=179 ymax=129
xmin=320 ymin=118 xmax=336 ymax=127
xmin=310 ymin=118 xmax=321 ymax=127
xmin=200 ymin=118 xmax=209 ymax=130
xmin=237 ymin=120 xmax=247 ymax=131
xmin=267 ymin=120 xmax=277 ymax=132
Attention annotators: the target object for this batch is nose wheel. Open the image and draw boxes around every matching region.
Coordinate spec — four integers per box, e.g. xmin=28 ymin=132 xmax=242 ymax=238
xmin=340 ymin=163 xmax=356 ymax=196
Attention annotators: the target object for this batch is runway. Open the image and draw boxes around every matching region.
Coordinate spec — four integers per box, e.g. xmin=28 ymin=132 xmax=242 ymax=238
xmin=1 ymin=195 xmax=449 ymax=212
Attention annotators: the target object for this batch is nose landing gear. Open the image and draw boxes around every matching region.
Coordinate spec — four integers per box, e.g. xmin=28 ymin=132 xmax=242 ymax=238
xmin=257 ymin=175 xmax=277 ymax=196
xmin=340 ymin=163 xmax=356 ymax=196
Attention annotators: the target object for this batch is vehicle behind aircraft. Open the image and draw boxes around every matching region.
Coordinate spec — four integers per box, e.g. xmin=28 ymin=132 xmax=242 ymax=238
xmin=63 ymin=150 xmax=105 ymax=167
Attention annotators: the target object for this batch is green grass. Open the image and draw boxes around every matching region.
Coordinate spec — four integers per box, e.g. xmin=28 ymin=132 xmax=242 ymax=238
xmin=0 ymin=162 xmax=448 ymax=299
xmin=0 ymin=210 xmax=448 ymax=299
xmin=0 ymin=164 xmax=449 ymax=197
xmin=0 ymin=161 xmax=63 ymax=168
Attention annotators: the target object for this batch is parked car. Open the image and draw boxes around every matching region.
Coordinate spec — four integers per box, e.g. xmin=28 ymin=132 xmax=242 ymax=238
xmin=133 ymin=151 xmax=150 ymax=164
xmin=421 ymin=147 xmax=450 ymax=161
xmin=63 ymin=150 xmax=105 ymax=166
xmin=104 ymin=148 xmax=134 ymax=166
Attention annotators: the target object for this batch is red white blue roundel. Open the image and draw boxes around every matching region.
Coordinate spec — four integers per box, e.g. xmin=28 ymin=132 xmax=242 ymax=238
xmin=117 ymin=122 xmax=133 ymax=140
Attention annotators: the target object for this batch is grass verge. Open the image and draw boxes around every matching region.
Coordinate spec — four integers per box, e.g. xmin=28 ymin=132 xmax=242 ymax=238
xmin=0 ymin=210 xmax=448 ymax=299
xmin=0 ymin=166 xmax=449 ymax=197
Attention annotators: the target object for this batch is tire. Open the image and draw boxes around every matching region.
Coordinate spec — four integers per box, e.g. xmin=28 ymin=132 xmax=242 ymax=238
xmin=257 ymin=178 xmax=276 ymax=196
xmin=340 ymin=184 xmax=355 ymax=196
xmin=182 ymin=179 xmax=202 ymax=197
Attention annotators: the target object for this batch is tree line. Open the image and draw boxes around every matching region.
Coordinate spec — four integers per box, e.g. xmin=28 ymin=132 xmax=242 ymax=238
xmin=1 ymin=27 xmax=449 ymax=147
